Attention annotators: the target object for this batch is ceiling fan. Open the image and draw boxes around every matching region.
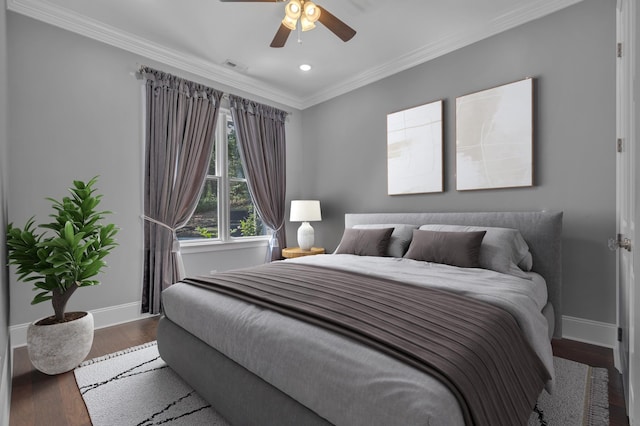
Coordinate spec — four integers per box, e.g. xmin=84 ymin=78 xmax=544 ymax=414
xmin=220 ymin=0 xmax=357 ymax=48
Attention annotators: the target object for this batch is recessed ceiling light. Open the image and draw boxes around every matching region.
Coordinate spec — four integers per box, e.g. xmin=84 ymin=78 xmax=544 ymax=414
xmin=299 ymin=64 xmax=312 ymax=72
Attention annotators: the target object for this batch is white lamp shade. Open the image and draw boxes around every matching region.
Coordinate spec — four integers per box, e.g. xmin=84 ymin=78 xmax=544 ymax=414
xmin=285 ymin=0 xmax=302 ymax=20
xmin=290 ymin=200 xmax=322 ymax=222
xmin=281 ymin=15 xmax=297 ymax=30
xmin=303 ymin=1 xmax=321 ymax=22
xmin=300 ymin=15 xmax=316 ymax=31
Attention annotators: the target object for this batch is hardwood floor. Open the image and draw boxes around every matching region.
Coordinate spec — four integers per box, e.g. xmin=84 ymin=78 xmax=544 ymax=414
xmin=9 ymin=317 xmax=629 ymax=425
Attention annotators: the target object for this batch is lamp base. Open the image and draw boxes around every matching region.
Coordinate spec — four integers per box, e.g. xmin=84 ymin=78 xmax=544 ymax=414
xmin=297 ymin=222 xmax=315 ymax=250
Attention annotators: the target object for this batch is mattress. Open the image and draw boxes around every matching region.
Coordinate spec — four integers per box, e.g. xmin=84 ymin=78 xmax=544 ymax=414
xmin=162 ymin=254 xmax=554 ymax=426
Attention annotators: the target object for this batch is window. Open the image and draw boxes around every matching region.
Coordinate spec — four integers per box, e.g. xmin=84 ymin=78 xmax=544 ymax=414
xmin=176 ymin=110 xmax=266 ymax=242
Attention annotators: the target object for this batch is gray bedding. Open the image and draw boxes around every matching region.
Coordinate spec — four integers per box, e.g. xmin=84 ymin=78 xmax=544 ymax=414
xmin=158 ymin=211 xmax=563 ymax=426
xmin=180 ymin=262 xmax=549 ymax=425
xmin=163 ymin=280 xmax=466 ymax=425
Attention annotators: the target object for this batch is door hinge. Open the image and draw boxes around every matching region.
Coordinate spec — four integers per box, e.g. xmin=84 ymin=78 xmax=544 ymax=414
xmin=617 ymin=42 xmax=623 ymax=58
xmin=618 ymin=234 xmax=632 ymax=251
xmin=608 ymin=234 xmax=632 ymax=251
xmin=617 ymin=138 xmax=623 ymax=152
xmin=618 ymin=327 xmax=623 ymax=342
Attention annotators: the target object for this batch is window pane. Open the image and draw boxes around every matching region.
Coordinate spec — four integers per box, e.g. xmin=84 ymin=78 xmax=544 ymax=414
xmin=227 ymin=119 xmax=245 ymax=179
xmin=230 ymin=180 xmax=265 ymax=238
xmin=208 ymin=138 xmax=216 ymax=176
xmin=177 ymin=179 xmax=218 ymax=240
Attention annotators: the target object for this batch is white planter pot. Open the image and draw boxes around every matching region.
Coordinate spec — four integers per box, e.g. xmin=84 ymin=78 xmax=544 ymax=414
xmin=27 ymin=311 xmax=94 ymax=375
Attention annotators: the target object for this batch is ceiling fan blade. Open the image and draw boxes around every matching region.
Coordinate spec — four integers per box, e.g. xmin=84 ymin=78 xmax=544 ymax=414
xmin=270 ymin=23 xmax=291 ymax=48
xmin=317 ymin=6 xmax=356 ymax=42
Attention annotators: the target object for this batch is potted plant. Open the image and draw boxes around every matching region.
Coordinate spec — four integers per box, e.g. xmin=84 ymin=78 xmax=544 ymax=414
xmin=6 ymin=177 xmax=118 ymax=374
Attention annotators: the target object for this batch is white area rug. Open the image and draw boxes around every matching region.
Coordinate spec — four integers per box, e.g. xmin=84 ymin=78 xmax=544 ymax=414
xmin=75 ymin=341 xmax=608 ymax=426
xmin=74 ymin=342 xmax=229 ymax=426
xmin=528 ymin=357 xmax=609 ymax=425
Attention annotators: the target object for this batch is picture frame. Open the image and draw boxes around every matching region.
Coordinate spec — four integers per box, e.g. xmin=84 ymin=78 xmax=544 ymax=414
xmin=387 ymin=99 xmax=443 ymax=195
xmin=455 ymin=78 xmax=534 ymax=191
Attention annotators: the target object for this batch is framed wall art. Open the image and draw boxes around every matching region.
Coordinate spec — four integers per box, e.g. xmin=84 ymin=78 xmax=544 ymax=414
xmin=387 ymin=99 xmax=443 ymax=195
xmin=455 ymin=78 xmax=533 ymax=191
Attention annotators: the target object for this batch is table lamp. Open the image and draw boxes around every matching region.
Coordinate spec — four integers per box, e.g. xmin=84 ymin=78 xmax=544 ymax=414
xmin=290 ymin=200 xmax=322 ymax=250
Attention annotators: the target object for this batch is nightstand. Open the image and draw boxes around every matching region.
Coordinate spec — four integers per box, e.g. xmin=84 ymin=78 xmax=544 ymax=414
xmin=282 ymin=247 xmax=325 ymax=258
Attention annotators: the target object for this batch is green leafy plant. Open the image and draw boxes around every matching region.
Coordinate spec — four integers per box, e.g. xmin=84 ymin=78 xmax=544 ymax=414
xmin=6 ymin=177 xmax=119 ymax=323
xmin=195 ymin=226 xmax=214 ymax=238
xmin=237 ymin=205 xmax=263 ymax=237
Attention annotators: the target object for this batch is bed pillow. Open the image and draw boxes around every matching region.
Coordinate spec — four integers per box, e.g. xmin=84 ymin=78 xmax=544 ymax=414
xmin=403 ymin=229 xmax=486 ymax=268
xmin=518 ymin=252 xmax=533 ymax=271
xmin=335 ymin=227 xmax=394 ymax=257
xmin=419 ymin=224 xmax=532 ymax=278
xmin=353 ymin=224 xmax=418 ymax=257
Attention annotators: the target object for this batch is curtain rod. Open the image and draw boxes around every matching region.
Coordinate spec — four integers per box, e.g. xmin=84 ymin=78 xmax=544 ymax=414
xmin=133 ymin=66 xmax=293 ymax=116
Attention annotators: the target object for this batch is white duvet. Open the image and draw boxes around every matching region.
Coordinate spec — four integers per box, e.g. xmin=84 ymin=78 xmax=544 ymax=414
xmin=162 ymin=254 xmax=555 ymax=426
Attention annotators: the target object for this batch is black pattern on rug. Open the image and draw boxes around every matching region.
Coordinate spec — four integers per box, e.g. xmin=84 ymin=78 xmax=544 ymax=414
xmin=531 ymin=403 xmax=548 ymax=426
xmin=79 ymin=355 xmax=166 ymax=395
xmin=135 ymin=390 xmax=212 ymax=426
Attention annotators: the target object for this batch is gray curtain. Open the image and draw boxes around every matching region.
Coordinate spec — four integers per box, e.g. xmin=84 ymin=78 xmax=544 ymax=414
xmin=141 ymin=67 xmax=223 ymax=314
xmin=229 ymin=95 xmax=288 ymax=261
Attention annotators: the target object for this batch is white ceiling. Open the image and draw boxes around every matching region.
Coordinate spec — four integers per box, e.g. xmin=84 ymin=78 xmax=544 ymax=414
xmin=7 ymin=0 xmax=582 ymax=109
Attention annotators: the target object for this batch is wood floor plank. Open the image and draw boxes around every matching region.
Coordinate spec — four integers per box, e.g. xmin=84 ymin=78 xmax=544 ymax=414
xmin=57 ymin=371 xmax=91 ymax=426
xmin=9 ymin=317 xmax=629 ymax=425
xmin=10 ymin=348 xmax=35 ymax=426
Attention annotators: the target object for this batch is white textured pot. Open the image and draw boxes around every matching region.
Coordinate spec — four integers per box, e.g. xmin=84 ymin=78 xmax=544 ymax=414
xmin=27 ymin=311 xmax=94 ymax=375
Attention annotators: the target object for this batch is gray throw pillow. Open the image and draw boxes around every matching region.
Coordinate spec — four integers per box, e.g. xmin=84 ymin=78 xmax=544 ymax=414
xmin=353 ymin=224 xmax=418 ymax=257
xmin=335 ymin=228 xmax=394 ymax=257
xmin=403 ymin=229 xmax=486 ymax=268
xmin=419 ymin=224 xmax=533 ymax=278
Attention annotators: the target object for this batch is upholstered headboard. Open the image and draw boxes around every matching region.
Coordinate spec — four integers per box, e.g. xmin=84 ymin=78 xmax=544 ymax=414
xmin=345 ymin=211 xmax=563 ymax=338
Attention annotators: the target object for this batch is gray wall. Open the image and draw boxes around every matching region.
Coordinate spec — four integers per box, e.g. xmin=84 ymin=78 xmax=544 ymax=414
xmin=296 ymin=0 xmax=617 ymax=324
xmin=6 ymin=12 xmax=303 ymax=328
xmin=0 ymin=0 xmax=11 ymax=421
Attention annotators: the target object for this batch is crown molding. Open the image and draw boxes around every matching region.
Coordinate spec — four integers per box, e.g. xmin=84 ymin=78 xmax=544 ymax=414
xmin=299 ymin=0 xmax=584 ymax=108
xmin=6 ymin=0 xmax=304 ymax=110
xmin=8 ymin=0 xmax=583 ymax=110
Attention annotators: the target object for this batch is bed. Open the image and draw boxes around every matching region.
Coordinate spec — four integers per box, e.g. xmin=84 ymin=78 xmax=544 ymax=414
xmin=157 ymin=211 xmax=562 ymax=426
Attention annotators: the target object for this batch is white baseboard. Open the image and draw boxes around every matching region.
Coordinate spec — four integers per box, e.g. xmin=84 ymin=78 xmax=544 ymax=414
xmin=562 ymin=315 xmax=617 ymax=348
xmin=614 ymin=341 xmax=622 ymax=372
xmin=9 ymin=301 xmax=155 ymax=349
xmin=0 ymin=343 xmax=10 ymax=426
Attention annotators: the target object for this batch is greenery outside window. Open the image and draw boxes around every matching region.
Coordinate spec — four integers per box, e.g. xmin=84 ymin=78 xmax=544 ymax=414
xmin=176 ymin=110 xmax=267 ymax=242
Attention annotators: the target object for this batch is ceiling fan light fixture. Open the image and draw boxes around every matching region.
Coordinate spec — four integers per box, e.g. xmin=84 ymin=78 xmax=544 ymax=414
xmin=300 ymin=15 xmax=316 ymax=31
xmin=285 ymin=0 xmax=302 ymax=20
xmin=225 ymin=0 xmax=355 ymax=48
xmin=303 ymin=1 xmax=321 ymax=22
xmin=282 ymin=15 xmax=297 ymax=30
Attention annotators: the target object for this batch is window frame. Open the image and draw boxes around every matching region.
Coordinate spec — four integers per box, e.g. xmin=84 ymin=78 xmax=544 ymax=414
xmin=179 ymin=108 xmax=270 ymax=249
